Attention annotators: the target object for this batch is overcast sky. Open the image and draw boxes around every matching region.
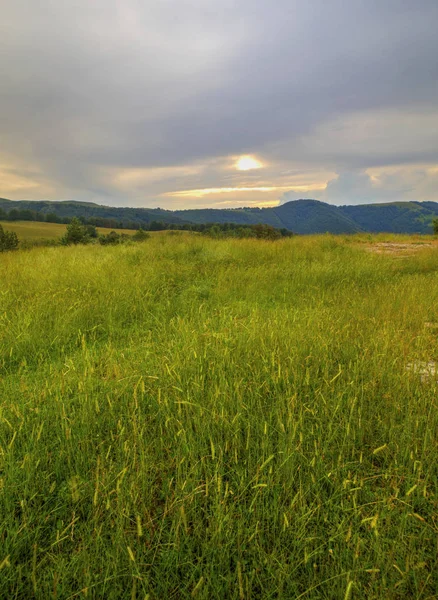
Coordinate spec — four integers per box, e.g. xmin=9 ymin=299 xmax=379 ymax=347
xmin=1 ymin=0 xmax=438 ymax=208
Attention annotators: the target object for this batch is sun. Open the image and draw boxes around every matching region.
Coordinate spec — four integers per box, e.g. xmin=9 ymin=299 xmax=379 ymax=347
xmin=235 ymin=155 xmax=263 ymax=171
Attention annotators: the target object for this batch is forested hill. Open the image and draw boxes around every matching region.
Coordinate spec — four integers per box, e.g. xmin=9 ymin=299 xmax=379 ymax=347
xmin=173 ymin=200 xmax=361 ymax=234
xmin=339 ymin=201 xmax=438 ymax=233
xmin=0 ymin=198 xmax=187 ymax=229
xmin=1 ymin=197 xmax=438 ymax=233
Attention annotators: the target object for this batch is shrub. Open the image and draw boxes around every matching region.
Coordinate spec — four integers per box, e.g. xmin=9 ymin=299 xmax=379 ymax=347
xmin=0 ymin=224 xmax=19 ymax=251
xmin=85 ymin=224 xmax=98 ymax=238
xmin=250 ymin=224 xmax=282 ymax=240
xmin=132 ymin=228 xmax=150 ymax=242
xmin=61 ymin=218 xmax=91 ymax=245
xmin=99 ymin=231 xmax=132 ymax=245
xmin=203 ymin=222 xmax=291 ymax=240
xmin=99 ymin=231 xmax=121 ymax=245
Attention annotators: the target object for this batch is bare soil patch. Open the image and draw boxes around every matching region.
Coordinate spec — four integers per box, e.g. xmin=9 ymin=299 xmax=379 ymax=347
xmin=405 ymin=361 xmax=438 ymax=382
xmin=365 ymin=242 xmax=436 ymax=255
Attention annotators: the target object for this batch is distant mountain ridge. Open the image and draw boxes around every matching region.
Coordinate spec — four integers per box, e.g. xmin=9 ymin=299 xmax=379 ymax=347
xmin=1 ymin=197 xmax=438 ymax=234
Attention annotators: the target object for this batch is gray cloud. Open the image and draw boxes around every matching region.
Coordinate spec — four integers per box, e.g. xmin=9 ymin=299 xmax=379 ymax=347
xmin=325 ymin=171 xmax=399 ymax=205
xmin=1 ymin=0 xmax=438 ymax=206
xmin=279 ymin=166 xmax=438 ymax=206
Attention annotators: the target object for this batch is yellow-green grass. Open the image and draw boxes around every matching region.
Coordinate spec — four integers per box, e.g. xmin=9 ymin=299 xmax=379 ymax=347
xmin=0 ymin=220 xmax=136 ymax=240
xmin=0 ymin=235 xmax=437 ymax=599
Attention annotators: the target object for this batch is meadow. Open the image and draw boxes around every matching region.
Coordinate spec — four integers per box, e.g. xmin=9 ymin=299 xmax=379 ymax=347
xmin=0 ymin=234 xmax=437 ymax=599
xmin=0 ymin=221 xmax=136 ymax=242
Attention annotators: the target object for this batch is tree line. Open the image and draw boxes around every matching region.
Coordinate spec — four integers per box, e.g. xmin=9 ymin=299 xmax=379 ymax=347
xmin=0 ymin=217 xmax=293 ymax=252
xmin=0 ymin=207 xmax=294 ymax=238
xmin=61 ymin=219 xmax=293 ymax=245
xmin=0 ymin=207 xmax=141 ymax=230
xmin=61 ymin=219 xmax=150 ymax=245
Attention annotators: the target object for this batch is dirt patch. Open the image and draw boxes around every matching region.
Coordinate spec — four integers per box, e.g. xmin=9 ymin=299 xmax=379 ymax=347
xmin=405 ymin=361 xmax=438 ymax=382
xmin=365 ymin=242 xmax=436 ymax=255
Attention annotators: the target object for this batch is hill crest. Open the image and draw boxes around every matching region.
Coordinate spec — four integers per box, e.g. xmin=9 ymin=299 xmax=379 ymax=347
xmin=1 ymin=197 xmax=437 ymax=234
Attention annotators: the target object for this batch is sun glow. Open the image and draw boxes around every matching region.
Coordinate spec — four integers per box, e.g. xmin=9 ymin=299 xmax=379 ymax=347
xmin=235 ymin=155 xmax=263 ymax=171
xmin=164 ymin=184 xmax=325 ymax=198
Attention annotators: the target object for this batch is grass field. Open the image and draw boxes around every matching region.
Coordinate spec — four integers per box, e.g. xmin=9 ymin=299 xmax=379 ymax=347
xmin=0 ymin=220 xmax=136 ymax=241
xmin=0 ymin=234 xmax=437 ymax=599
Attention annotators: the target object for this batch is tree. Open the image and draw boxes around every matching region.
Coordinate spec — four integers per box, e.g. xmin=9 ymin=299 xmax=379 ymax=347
xmin=0 ymin=224 xmax=19 ymax=251
xmin=149 ymin=220 xmax=165 ymax=231
xmin=433 ymin=218 xmax=438 ymax=235
xmin=61 ymin=217 xmax=89 ymax=245
xmin=7 ymin=209 xmax=20 ymax=221
xmin=85 ymin=224 xmax=98 ymax=238
xmin=207 ymin=224 xmax=222 ymax=238
xmin=250 ymin=224 xmax=282 ymax=240
xmin=46 ymin=212 xmax=61 ymax=223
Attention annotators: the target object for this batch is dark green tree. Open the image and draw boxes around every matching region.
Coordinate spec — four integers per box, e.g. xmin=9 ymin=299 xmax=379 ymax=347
xmin=0 ymin=224 xmax=19 ymax=251
xmin=7 ymin=209 xmax=20 ymax=221
xmin=61 ymin=218 xmax=89 ymax=245
xmin=250 ymin=224 xmax=282 ymax=240
xmin=85 ymin=224 xmax=98 ymax=238
xmin=46 ymin=212 xmax=61 ymax=223
xmin=149 ymin=221 xmax=165 ymax=231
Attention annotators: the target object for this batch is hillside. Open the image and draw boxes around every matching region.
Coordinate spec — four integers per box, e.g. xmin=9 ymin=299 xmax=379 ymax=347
xmin=273 ymin=200 xmax=361 ymax=233
xmin=340 ymin=201 xmax=438 ymax=233
xmin=173 ymin=200 xmax=361 ymax=233
xmin=0 ymin=198 xmax=188 ymax=228
xmin=175 ymin=199 xmax=438 ymax=233
xmin=1 ymin=197 xmax=438 ymax=233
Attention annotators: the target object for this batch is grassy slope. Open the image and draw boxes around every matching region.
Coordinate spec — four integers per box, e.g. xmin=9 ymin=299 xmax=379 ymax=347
xmin=0 ymin=235 xmax=437 ymax=599
xmin=0 ymin=220 xmax=137 ymax=241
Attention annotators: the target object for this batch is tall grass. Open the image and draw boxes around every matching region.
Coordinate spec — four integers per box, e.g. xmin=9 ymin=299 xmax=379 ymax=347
xmin=0 ymin=235 xmax=437 ymax=599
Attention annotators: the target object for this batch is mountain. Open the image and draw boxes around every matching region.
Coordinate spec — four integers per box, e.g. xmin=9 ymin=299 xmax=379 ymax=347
xmin=175 ymin=199 xmax=438 ymax=233
xmin=273 ymin=200 xmax=362 ymax=233
xmin=173 ymin=200 xmax=361 ymax=233
xmin=1 ymin=197 xmax=438 ymax=234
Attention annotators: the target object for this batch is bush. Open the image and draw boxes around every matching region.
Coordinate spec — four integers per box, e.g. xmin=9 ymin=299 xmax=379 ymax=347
xmin=250 ymin=224 xmax=282 ymax=240
xmin=0 ymin=224 xmax=19 ymax=251
xmin=132 ymin=228 xmax=150 ymax=242
xmin=99 ymin=231 xmax=132 ymax=245
xmin=203 ymin=223 xmax=290 ymax=240
xmin=61 ymin=218 xmax=91 ymax=245
xmin=85 ymin=224 xmax=98 ymax=238
xmin=99 ymin=231 xmax=122 ymax=245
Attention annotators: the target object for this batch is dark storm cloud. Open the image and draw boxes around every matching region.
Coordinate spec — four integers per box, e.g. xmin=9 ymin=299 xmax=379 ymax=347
xmin=1 ymin=0 xmax=438 ymax=205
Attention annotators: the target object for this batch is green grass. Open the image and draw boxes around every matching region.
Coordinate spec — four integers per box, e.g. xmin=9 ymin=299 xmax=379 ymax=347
xmin=0 ymin=234 xmax=437 ymax=599
xmin=0 ymin=220 xmax=136 ymax=241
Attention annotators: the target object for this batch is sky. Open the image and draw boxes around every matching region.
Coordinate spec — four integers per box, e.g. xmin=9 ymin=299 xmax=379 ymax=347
xmin=1 ymin=0 xmax=438 ymax=209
